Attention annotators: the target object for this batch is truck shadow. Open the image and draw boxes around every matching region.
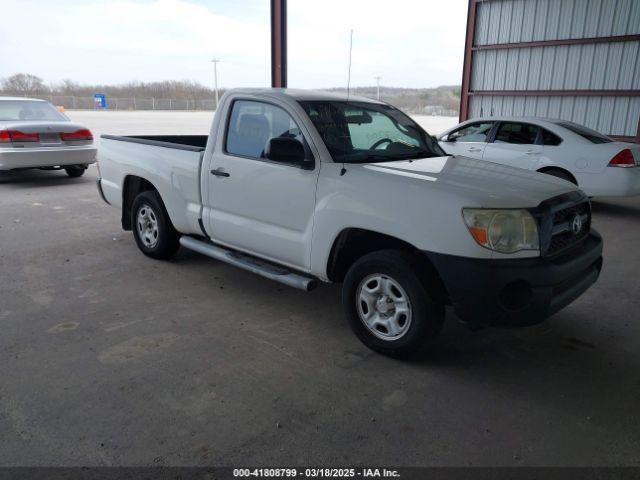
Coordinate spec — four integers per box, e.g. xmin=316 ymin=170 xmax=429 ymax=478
xmin=112 ymin=245 xmax=638 ymax=448
xmin=176 ymin=247 xmax=624 ymax=374
xmin=0 ymin=169 xmax=92 ymax=187
xmin=433 ymin=312 xmax=601 ymax=365
xmin=591 ymin=198 xmax=640 ymax=218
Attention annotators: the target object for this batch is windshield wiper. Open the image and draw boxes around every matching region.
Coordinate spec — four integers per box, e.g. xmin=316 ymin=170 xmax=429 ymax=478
xmin=364 ymin=151 xmax=436 ymax=162
xmin=336 ymin=148 xmax=438 ymax=164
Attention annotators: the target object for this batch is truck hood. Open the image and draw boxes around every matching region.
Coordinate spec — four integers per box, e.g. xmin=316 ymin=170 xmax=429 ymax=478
xmin=360 ymin=155 xmax=579 ymax=208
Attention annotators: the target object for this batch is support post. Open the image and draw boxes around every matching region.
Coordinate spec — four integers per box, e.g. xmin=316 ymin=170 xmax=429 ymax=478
xmin=459 ymin=0 xmax=478 ymax=122
xmin=271 ymin=0 xmax=287 ymax=88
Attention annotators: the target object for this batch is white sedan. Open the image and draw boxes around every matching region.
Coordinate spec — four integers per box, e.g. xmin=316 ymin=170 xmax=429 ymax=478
xmin=0 ymin=97 xmax=96 ymax=177
xmin=438 ymin=117 xmax=640 ymax=197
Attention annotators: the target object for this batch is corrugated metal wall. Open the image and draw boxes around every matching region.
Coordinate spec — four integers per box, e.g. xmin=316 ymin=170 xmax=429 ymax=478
xmin=470 ymin=95 xmax=640 ymax=135
xmin=474 ymin=0 xmax=640 ymax=45
xmin=466 ymin=0 xmax=640 ymax=138
xmin=471 ymin=42 xmax=640 ymax=91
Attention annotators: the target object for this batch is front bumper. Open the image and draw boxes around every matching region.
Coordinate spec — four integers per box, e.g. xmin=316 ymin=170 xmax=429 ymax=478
xmin=0 ymin=145 xmax=97 ymax=170
xmin=427 ymin=230 xmax=603 ymax=328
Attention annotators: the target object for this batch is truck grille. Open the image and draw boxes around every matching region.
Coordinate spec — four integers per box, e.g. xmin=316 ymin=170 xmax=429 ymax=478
xmin=546 ymin=201 xmax=591 ymax=256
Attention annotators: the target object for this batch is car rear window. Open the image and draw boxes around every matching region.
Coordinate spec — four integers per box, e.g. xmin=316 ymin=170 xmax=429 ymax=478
xmin=541 ymin=129 xmax=563 ymax=146
xmin=0 ymin=100 xmax=67 ymax=122
xmin=556 ymin=121 xmax=612 ymax=144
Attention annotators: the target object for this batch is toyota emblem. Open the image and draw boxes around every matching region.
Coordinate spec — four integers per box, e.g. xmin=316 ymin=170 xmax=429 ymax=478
xmin=571 ymin=214 xmax=583 ymax=235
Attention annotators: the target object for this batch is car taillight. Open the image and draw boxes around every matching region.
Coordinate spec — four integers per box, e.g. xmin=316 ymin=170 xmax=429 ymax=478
xmin=61 ymin=129 xmax=93 ymax=141
xmin=608 ymin=149 xmax=636 ymax=168
xmin=0 ymin=130 xmax=40 ymax=142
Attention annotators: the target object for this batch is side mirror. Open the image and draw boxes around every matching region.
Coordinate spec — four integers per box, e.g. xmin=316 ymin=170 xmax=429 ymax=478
xmin=264 ymin=137 xmax=308 ymax=167
xmin=440 ymin=134 xmax=451 ymax=142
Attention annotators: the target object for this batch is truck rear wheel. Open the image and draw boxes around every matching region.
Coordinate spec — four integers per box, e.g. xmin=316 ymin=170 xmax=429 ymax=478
xmin=342 ymin=250 xmax=445 ymax=358
xmin=131 ymin=191 xmax=180 ymax=259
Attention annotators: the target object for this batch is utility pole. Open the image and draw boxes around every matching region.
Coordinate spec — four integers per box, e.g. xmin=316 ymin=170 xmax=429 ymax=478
xmin=211 ymin=58 xmax=220 ymax=110
xmin=374 ymin=76 xmax=382 ymax=101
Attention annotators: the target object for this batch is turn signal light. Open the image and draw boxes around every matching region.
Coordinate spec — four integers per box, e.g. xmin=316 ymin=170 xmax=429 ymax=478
xmin=61 ymin=129 xmax=93 ymax=141
xmin=608 ymin=149 xmax=636 ymax=168
xmin=468 ymin=226 xmax=488 ymax=245
xmin=0 ymin=130 xmax=39 ymax=142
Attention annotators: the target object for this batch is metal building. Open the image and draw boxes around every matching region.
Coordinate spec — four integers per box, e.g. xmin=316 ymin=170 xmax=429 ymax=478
xmin=460 ymin=0 xmax=640 ymax=143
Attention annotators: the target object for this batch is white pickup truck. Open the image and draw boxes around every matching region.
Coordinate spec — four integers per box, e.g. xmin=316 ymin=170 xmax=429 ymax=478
xmin=97 ymin=89 xmax=603 ymax=356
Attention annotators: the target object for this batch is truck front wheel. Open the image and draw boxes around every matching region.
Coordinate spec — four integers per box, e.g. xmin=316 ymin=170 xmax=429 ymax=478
xmin=342 ymin=250 xmax=445 ymax=357
xmin=131 ymin=191 xmax=180 ymax=259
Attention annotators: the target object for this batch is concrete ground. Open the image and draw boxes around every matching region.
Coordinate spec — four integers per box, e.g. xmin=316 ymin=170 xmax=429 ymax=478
xmin=0 ymin=112 xmax=639 ymax=467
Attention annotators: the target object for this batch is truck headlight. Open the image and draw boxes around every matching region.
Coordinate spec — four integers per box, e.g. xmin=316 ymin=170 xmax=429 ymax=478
xmin=462 ymin=208 xmax=539 ymax=254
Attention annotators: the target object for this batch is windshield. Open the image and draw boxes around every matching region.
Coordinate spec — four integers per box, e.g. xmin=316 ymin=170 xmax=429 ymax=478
xmin=0 ymin=100 xmax=68 ymax=122
xmin=299 ymin=100 xmax=445 ymax=163
xmin=555 ymin=121 xmax=612 ymax=144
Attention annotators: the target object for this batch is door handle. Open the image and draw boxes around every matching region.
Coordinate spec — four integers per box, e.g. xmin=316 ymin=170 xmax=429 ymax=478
xmin=467 ymin=147 xmax=482 ymax=152
xmin=210 ymin=168 xmax=230 ymax=177
xmin=525 ymin=150 xmax=539 ymax=155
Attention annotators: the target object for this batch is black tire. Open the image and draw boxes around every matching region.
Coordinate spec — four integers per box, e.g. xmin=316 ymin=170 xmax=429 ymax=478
xmin=65 ymin=165 xmax=86 ymax=177
xmin=542 ymin=168 xmax=577 ymax=185
xmin=131 ymin=190 xmax=180 ymax=259
xmin=342 ymin=249 xmax=445 ymax=358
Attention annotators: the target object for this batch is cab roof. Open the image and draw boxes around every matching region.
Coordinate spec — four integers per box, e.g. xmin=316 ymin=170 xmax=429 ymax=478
xmin=226 ymin=88 xmax=385 ymax=105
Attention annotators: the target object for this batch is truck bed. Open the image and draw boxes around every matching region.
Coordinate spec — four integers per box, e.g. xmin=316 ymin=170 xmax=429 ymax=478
xmin=101 ymin=135 xmax=208 ymax=151
xmin=98 ymin=134 xmax=206 ymax=236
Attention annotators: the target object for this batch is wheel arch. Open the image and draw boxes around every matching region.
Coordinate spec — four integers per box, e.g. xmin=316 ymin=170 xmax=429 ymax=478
xmin=326 ymin=228 xmax=449 ymax=304
xmin=537 ymin=166 xmax=578 ymax=185
xmin=121 ymin=175 xmax=160 ymax=231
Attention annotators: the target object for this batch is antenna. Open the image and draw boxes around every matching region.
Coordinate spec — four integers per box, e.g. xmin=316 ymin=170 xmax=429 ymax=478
xmin=346 ymin=29 xmax=353 ymax=100
xmin=211 ymin=58 xmax=220 ymax=110
xmin=341 ymin=29 xmax=354 ymax=177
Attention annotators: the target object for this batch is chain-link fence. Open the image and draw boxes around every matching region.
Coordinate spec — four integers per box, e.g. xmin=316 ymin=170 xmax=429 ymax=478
xmin=32 ymin=95 xmax=217 ymax=111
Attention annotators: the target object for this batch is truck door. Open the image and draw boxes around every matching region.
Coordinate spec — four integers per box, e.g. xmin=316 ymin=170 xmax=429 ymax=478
xmin=204 ymin=99 xmax=319 ymax=270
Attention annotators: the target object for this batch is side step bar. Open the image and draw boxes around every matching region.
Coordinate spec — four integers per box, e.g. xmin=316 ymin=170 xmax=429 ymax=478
xmin=179 ymin=236 xmax=318 ymax=292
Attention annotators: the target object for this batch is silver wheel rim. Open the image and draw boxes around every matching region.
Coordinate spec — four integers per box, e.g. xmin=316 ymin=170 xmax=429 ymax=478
xmin=137 ymin=204 xmax=159 ymax=249
xmin=356 ymin=273 xmax=412 ymax=340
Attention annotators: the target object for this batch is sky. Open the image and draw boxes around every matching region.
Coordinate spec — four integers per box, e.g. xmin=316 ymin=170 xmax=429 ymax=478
xmin=0 ymin=0 xmax=468 ymax=89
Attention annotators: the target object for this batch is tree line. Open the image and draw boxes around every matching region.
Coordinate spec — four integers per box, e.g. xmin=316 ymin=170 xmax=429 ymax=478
xmin=0 ymin=73 xmax=460 ymax=114
xmin=0 ymin=73 xmax=224 ymax=102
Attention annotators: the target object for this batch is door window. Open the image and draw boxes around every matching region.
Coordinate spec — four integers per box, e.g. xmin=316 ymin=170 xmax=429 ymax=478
xmin=226 ymin=100 xmax=307 ymax=160
xmin=447 ymin=122 xmax=494 ymax=143
xmin=494 ymin=122 xmax=539 ymax=145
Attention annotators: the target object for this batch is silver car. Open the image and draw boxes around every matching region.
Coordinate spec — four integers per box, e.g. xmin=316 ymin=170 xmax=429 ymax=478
xmin=0 ymin=97 xmax=96 ymax=177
